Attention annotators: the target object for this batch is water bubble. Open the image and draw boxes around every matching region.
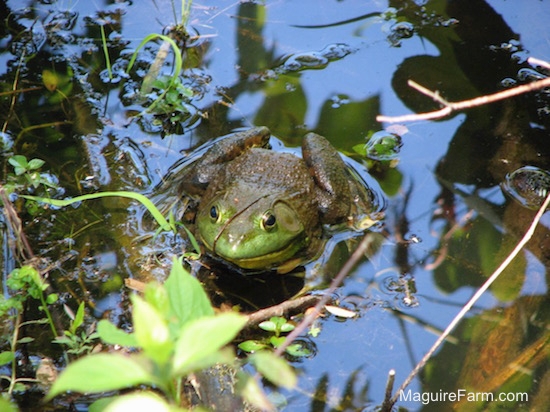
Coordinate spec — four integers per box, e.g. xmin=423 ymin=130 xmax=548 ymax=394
xmin=501 ymin=166 xmax=550 ymax=209
xmin=517 ymin=68 xmax=546 ymax=82
xmin=391 ymin=21 xmax=414 ymax=38
xmin=440 ymin=18 xmax=459 ymax=27
xmin=500 ymin=77 xmax=517 ymax=88
xmin=365 ymin=131 xmax=403 ymax=161
xmin=388 ymin=21 xmax=415 ymax=47
xmin=284 ymin=52 xmax=328 ymax=71
xmin=277 ymin=43 xmax=352 ymax=74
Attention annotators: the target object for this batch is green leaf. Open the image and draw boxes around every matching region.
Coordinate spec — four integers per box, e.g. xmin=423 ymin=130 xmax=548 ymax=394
xmin=0 ymin=351 xmax=15 ymax=365
xmin=172 ymin=347 xmax=236 ymax=378
xmin=97 ymin=319 xmax=138 ymax=347
xmin=91 ymin=391 xmax=179 ymax=412
xmin=285 ymin=343 xmax=312 ymax=357
xmin=131 ymin=295 xmax=172 ymax=365
xmin=269 ymin=336 xmax=285 ymax=348
xmin=46 ymin=353 xmax=155 ymax=400
xmin=143 ymin=282 xmax=169 ymax=318
xmin=17 ymin=337 xmax=35 ymax=344
xmin=258 ymin=320 xmax=277 ymax=332
xmin=46 ymin=293 xmax=58 ymax=304
xmin=0 ymin=396 xmax=18 ymax=412
xmin=249 ymin=351 xmax=297 ymax=389
xmin=172 ymin=313 xmax=247 ymax=376
xmin=238 ymin=373 xmax=274 ymax=412
xmin=238 ymin=340 xmax=269 ymax=353
xmin=164 ymin=257 xmax=213 ymax=329
xmin=72 ymin=301 xmax=86 ymax=332
xmin=280 ymin=323 xmax=295 ymax=333
xmin=27 ymin=158 xmax=45 ymax=170
xmin=8 ymin=155 xmax=28 ymax=169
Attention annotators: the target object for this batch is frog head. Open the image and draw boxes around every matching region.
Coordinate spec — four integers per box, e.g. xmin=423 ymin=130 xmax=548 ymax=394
xmin=196 ymin=184 xmax=308 ymax=270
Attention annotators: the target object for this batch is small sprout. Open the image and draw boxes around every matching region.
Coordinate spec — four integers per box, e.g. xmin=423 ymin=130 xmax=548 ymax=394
xmin=259 ymin=316 xmax=295 ymax=336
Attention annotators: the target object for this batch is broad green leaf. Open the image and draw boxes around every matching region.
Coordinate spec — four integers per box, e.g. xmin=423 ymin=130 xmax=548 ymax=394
xmin=238 ymin=340 xmax=268 ymax=353
xmin=8 ymin=155 xmax=28 ymax=169
xmin=164 ymin=258 xmax=213 ymax=329
xmin=97 ymin=319 xmax=138 ymax=347
xmin=131 ymin=295 xmax=172 ymax=365
xmin=238 ymin=373 xmax=274 ymax=411
xmin=0 ymin=351 xmax=15 ymax=365
xmin=27 ymin=158 xmax=45 ymax=170
xmin=46 ymin=353 xmax=154 ymax=400
xmin=90 ymin=391 xmax=180 ymax=412
xmin=171 ymin=347 xmax=236 ymax=379
xmin=143 ymin=282 xmax=169 ymax=317
xmin=0 ymin=397 xmax=18 ymax=412
xmin=172 ymin=313 xmax=247 ymax=376
xmin=249 ymin=351 xmax=297 ymax=389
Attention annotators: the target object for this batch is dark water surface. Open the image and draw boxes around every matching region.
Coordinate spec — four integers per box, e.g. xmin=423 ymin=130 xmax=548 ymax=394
xmin=1 ymin=0 xmax=550 ymax=410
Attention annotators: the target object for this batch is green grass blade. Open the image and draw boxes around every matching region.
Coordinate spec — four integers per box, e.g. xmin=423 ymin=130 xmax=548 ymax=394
xmin=21 ymin=191 xmax=172 ymax=232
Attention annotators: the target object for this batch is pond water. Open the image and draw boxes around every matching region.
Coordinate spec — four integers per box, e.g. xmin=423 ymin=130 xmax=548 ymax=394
xmin=1 ymin=0 xmax=550 ymax=410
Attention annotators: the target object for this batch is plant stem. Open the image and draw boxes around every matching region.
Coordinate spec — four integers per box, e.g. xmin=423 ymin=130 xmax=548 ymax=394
xmin=100 ymin=24 xmax=113 ymax=80
xmin=8 ymin=313 xmax=21 ymax=395
xmin=39 ymin=291 xmax=59 ymax=339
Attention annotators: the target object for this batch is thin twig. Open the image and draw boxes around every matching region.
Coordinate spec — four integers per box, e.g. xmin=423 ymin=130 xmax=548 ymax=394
xmin=273 ymin=233 xmax=378 ymax=357
xmin=387 ymin=191 xmax=550 ymax=407
xmin=377 ymin=58 xmax=550 ymax=123
xmin=245 ymin=295 xmax=322 ymax=328
xmin=528 ymin=56 xmax=550 ymax=70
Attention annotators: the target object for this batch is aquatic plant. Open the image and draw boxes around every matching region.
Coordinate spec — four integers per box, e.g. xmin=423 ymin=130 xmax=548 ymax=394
xmin=46 ymin=258 xmax=296 ymax=410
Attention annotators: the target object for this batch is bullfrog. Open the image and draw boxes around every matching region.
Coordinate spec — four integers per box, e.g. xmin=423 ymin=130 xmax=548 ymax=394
xmin=181 ymin=126 xmax=375 ymax=273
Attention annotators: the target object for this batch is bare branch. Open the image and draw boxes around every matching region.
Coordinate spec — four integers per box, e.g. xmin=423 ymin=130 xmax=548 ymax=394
xmin=377 ymin=59 xmax=550 ymax=123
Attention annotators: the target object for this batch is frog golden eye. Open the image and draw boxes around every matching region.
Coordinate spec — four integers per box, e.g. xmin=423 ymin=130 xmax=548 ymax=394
xmin=209 ymin=205 xmax=219 ymax=222
xmin=261 ymin=211 xmax=277 ymax=231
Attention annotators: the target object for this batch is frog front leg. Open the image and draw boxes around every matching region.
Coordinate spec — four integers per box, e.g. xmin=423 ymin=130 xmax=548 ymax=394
xmin=181 ymin=126 xmax=271 ymax=195
xmin=302 ymin=133 xmax=352 ymax=223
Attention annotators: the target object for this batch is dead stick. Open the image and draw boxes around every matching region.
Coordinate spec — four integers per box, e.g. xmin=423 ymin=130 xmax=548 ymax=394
xmin=377 ymin=62 xmax=550 ymax=123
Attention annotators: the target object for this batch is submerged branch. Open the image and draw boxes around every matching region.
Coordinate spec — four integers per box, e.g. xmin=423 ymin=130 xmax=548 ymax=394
xmin=377 ymin=57 xmax=550 ymax=123
xmin=385 ymin=192 xmax=550 ymax=409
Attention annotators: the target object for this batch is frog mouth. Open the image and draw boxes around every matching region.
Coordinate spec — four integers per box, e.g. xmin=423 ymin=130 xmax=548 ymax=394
xmin=216 ymin=239 xmax=304 ymax=270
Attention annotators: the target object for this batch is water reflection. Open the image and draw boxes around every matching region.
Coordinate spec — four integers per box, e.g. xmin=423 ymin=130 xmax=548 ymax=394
xmin=1 ymin=0 xmax=550 ymax=410
xmin=387 ymin=0 xmax=550 ymax=409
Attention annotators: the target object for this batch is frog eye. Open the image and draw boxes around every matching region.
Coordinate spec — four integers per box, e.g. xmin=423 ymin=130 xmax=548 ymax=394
xmin=209 ymin=205 xmax=220 ymax=222
xmin=261 ymin=211 xmax=277 ymax=231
